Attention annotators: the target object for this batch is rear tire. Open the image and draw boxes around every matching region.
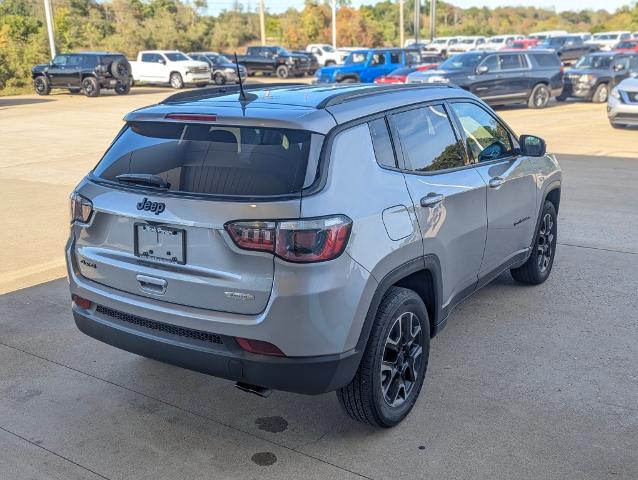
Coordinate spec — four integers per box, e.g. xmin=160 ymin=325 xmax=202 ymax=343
xmin=511 ymin=201 xmax=557 ymax=285
xmin=528 ymin=84 xmax=551 ymax=109
xmin=340 ymin=77 xmax=357 ymax=83
xmin=169 ymin=72 xmax=184 ymax=89
xmin=114 ymin=83 xmax=131 ymax=95
xmin=337 ymin=287 xmax=430 ymax=428
xmin=81 ymin=77 xmax=100 ymax=97
xmin=591 ymin=83 xmax=608 ymax=103
xmin=34 ymin=76 xmax=51 ymax=95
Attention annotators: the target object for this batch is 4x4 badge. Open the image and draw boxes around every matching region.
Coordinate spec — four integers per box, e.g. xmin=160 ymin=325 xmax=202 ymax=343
xmin=137 ymin=198 xmax=165 ymax=215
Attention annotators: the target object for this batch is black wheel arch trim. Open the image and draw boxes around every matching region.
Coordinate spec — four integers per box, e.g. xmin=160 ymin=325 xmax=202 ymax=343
xmin=354 ymin=255 xmax=443 ymax=355
xmin=530 ymin=181 xmax=561 ymax=252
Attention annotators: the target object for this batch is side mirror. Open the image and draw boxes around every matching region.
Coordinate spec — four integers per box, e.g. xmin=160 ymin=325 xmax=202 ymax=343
xmin=520 ymin=135 xmax=546 ymax=157
xmin=159 ymin=58 xmax=166 ymax=65
xmin=476 ymin=65 xmax=489 ymax=75
xmin=613 ymin=63 xmax=625 ymax=72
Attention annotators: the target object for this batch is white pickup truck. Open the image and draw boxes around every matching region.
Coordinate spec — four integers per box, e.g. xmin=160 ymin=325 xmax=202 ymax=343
xmin=130 ymin=50 xmax=211 ymax=89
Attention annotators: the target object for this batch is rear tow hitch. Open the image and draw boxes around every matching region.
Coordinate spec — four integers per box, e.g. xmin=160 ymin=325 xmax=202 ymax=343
xmin=235 ymin=382 xmax=272 ymax=398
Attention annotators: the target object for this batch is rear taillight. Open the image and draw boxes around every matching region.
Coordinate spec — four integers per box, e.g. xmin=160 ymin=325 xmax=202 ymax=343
xmin=225 ymin=215 xmax=352 ymax=263
xmin=70 ymin=193 xmax=93 ymax=224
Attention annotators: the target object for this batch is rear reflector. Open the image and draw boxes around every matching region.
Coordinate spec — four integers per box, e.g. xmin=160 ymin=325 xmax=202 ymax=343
xmin=225 ymin=215 xmax=352 ymax=263
xmin=165 ymin=113 xmax=217 ymax=122
xmin=236 ymin=338 xmax=285 ymax=357
xmin=72 ymin=294 xmax=92 ymax=310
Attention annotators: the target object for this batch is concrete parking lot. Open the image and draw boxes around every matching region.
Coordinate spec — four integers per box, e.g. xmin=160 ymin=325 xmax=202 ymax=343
xmin=1 ymin=83 xmax=637 ymax=479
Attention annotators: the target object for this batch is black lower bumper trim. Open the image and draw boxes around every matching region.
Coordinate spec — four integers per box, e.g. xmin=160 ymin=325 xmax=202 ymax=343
xmin=73 ymin=309 xmax=362 ymax=395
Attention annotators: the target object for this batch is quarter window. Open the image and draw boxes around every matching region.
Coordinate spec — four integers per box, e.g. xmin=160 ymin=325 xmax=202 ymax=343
xmin=391 ymin=105 xmax=465 ymax=173
xmin=450 ymin=102 xmax=514 ymax=163
xmin=368 ymin=118 xmax=396 ymax=168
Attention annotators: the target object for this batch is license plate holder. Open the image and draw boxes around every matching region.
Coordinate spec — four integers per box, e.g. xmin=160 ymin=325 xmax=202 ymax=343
xmin=134 ymin=223 xmax=186 ymax=265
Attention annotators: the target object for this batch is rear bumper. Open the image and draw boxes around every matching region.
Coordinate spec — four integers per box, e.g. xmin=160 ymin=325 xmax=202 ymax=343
xmin=73 ymin=305 xmax=361 ymax=394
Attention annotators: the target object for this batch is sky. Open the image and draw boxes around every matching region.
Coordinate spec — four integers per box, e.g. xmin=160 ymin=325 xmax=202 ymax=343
xmin=208 ymin=0 xmax=634 ymax=16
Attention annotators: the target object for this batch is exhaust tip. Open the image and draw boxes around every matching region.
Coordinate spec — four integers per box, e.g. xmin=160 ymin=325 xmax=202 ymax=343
xmin=235 ymin=382 xmax=272 ymax=398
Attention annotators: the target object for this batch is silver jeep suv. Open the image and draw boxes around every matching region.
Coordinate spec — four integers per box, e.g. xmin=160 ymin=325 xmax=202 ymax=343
xmin=66 ymin=83 xmax=562 ymax=427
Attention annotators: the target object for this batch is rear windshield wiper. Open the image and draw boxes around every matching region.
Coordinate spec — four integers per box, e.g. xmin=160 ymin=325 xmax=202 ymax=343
xmin=115 ymin=174 xmax=170 ymax=189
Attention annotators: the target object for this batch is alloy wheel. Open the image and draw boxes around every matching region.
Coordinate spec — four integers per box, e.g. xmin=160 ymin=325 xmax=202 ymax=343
xmin=34 ymin=77 xmax=46 ymax=93
xmin=534 ymin=87 xmax=549 ymax=107
xmin=380 ymin=311 xmax=423 ymax=408
xmin=537 ymin=213 xmax=555 ymax=273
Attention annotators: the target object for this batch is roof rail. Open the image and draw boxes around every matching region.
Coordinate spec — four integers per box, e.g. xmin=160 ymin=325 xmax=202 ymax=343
xmin=316 ymin=83 xmax=458 ymax=109
xmin=160 ymin=83 xmax=308 ymax=104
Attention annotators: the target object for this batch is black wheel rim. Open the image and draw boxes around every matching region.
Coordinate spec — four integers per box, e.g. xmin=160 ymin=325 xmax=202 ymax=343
xmin=534 ymin=87 xmax=549 ymax=107
xmin=215 ymin=73 xmax=224 ymax=85
xmin=83 ymin=79 xmax=94 ymax=95
xmin=380 ymin=311 xmax=423 ymax=408
xmin=537 ymin=212 xmax=555 ymax=273
xmin=35 ymin=78 xmax=45 ymax=93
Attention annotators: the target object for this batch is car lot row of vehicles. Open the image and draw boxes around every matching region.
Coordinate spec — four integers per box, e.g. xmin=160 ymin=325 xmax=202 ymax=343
xmin=408 ymin=31 xmax=638 ymax=57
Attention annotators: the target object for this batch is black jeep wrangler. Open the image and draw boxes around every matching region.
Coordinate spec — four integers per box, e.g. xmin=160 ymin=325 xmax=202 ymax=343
xmin=32 ymin=52 xmax=132 ymax=97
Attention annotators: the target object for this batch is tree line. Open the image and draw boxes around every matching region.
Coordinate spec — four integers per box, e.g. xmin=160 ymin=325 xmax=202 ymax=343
xmin=1 ymin=0 xmax=637 ymax=94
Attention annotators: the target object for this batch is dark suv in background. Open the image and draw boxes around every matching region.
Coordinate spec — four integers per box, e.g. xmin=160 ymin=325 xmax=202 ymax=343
xmin=533 ymin=35 xmax=595 ymax=63
xmin=32 ymin=52 xmax=132 ymax=97
xmin=560 ymin=52 xmax=638 ymax=103
xmin=187 ymin=52 xmax=247 ymax=85
xmin=408 ymin=50 xmax=563 ymax=108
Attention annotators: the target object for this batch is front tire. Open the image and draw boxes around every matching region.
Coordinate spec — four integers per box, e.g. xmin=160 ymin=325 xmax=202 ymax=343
xmin=34 ymin=76 xmax=51 ymax=95
xmin=213 ymin=72 xmax=225 ymax=85
xmin=528 ymin=83 xmax=551 ymax=109
xmin=337 ymin=287 xmax=430 ymax=428
xmin=276 ymin=65 xmax=289 ymax=79
xmin=169 ymin=72 xmax=184 ymax=89
xmin=511 ymin=201 xmax=557 ymax=285
xmin=591 ymin=83 xmax=608 ymax=103
xmin=81 ymin=77 xmax=100 ymax=97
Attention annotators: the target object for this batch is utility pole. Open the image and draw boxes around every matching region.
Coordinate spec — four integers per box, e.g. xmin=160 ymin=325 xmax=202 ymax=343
xmin=332 ymin=0 xmax=337 ymax=49
xmin=43 ymin=0 xmax=56 ymax=59
xmin=429 ymin=0 xmax=436 ymax=42
xmin=258 ymin=0 xmax=266 ymax=46
xmin=399 ymin=0 xmax=404 ymax=47
xmin=414 ymin=0 xmax=420 ymax=45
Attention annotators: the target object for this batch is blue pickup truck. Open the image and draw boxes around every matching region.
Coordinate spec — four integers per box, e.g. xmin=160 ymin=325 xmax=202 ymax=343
xmin=315 ymin=48 xmax=422 ymax=83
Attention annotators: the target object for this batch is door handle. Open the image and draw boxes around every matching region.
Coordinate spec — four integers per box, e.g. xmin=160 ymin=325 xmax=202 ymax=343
xmin=136 ymin=275 xmax=167 ymax=295
xmin=489 ymin=177 xmax=505 ymax=188
xmin=420 ymin=193 xmax=445 ymax=207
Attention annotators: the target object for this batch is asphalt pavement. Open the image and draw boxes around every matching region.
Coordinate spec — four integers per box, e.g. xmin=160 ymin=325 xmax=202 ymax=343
xmin=1 ymin=153 xmax=637 ymax=479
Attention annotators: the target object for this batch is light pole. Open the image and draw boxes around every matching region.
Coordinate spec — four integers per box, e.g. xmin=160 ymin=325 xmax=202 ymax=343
xmin=429 ymin=0 xmax=436 ymax=42
xmin=43 ymin=0 xmax=56 ymax=59
xmin=332 ymin=0 xmax=337 ymax=49
xmin=258 ymin=0 xmax=266 ymax=46
xmin=399 ymin=0 xmax=404 ymax=47
xmin=414 ymin=0 xmax=420 ymax=45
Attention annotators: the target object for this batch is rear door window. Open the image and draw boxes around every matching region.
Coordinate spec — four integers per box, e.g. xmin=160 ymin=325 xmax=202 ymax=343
xmin=94 ymin=122 xmax=323 ymax=197
xmin=533 ymin=53 xmax=561 ymax=68
xmin=499 ymin=54 xmax=525 ymax=70
xmin=391 ymin=105 xmax=466 ymax=173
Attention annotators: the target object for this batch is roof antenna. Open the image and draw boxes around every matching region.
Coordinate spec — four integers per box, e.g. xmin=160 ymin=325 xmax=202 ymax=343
xmin=234 ymin=52 xmax=247 ymax=101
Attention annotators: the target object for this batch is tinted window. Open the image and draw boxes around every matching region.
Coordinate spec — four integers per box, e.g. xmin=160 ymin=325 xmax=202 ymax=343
xmin=94 ymin=123 xmax=321 ymax=197
xmin=614 ymin=56 xmax=631 ymax=70
xmin=390 ymin=52 xmax=401 ymax=64
xmin=52 ymin=55 xmax=68 ymax=66
xmin=631 ymin=56 xmax=638 ymax=70
xmin=65 ymin=55 xmax=82 ymax=67
xmin=439 ymin=52 xmax=483 ymax=70
xmin=368 ymin=118 xmax=396 ymax=168
xmin=165 ymin=52 xmax=189 ymax=61
xmin=391 ymin=105 xmax=465 ymax=172
xmin=371 ymin=53 xmax=387 ymax=65
xmin=533 ymin=53 xmax=561 ymax=67
xmin=575 ymin=55 xmax=612 ymax=69
xmin=82 ymin=55 xmax=99 ymax=68
xmin=141 ymin=53 xmax=160 ymax=63
xmin=481 ymin=55 xmax=500 ymax=71
xmin=499 ymin=54 xmax=525 ymax=70
xmin=450 ymin=103 xmax=514 ymax=163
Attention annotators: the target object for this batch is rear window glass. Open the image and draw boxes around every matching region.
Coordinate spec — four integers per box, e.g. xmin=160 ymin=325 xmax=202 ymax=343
xmin=533 ymin=53 xmax=561 ymax=68
xmin=93 ymin=122 xmax=322 ymax=197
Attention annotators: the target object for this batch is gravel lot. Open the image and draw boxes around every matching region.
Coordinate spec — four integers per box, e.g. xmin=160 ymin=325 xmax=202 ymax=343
xmin=1 ymin=82 xmax=637 ymax=479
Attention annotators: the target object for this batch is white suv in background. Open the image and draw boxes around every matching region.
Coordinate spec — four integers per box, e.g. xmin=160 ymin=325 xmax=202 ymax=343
xmin=449 ymin=36 xmax=487 ymax=53
xmin=423 ymin=37 xmax=461 ymax=56
xmin=586 ymin=32 xmax=632 ymax=51
xmin=306 ymin=44 xmax=346 ymax=66
xmin=130 ymin=50 xmax=211 ymax=89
